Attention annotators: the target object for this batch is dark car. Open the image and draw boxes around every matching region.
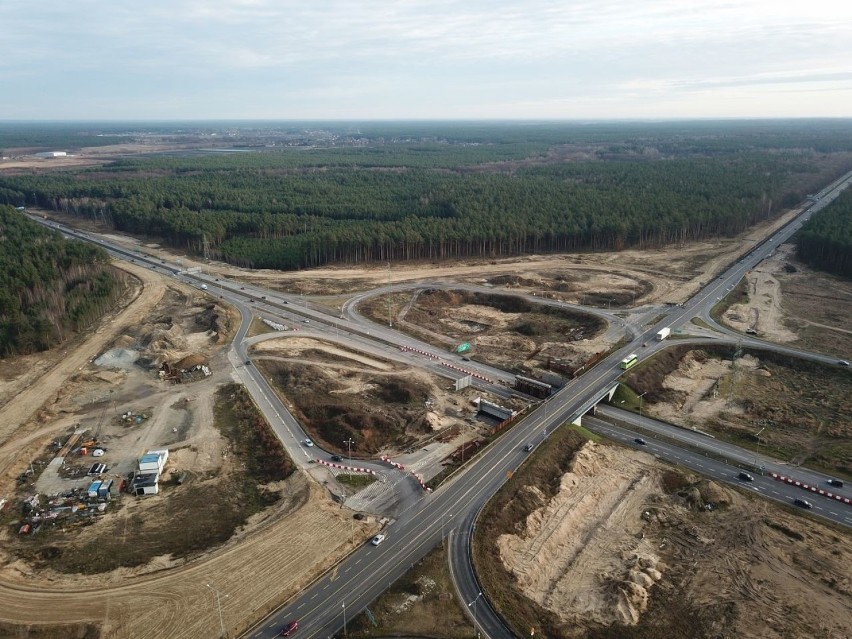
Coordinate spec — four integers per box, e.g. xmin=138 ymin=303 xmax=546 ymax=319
xmin=793 ymin=498 xmax=813 ymax=509
xmin=330 ymin=455 xmax=342 ymax=462
xmin=524 ymin=443 xmax=534 ymax=452
xmin=634 ymin=438 xmax=647 ymax=445
xmin=738 ymin=472 xmax=754 ymax=482
xmin=827 ymin=479 xmax=844 ymax=488
xmin=280 ymin=620 xmax=299 ymax=636
xmin=245 ymin=360 xmax=251 ymax=365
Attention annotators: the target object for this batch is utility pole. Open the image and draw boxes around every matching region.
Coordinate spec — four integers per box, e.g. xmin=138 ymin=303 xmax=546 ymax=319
xmin=468 ymin=591 xmax=483 ymax=638
xmin=342 ymin=600 xmax=347 ymax=636
xmin=206 ymin=583 xmax=228 ymax=638
xmin=386 ymin=262 xmax=393 ymax=327
xmin=344 ymin=437 xmax=354 ymax=461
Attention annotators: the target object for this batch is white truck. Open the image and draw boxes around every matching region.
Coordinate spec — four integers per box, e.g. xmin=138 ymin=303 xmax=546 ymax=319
xmin=200 ymin=284 xmax=208 ymax=290
xmin=656 ymin=327 xmax=671 ymax=341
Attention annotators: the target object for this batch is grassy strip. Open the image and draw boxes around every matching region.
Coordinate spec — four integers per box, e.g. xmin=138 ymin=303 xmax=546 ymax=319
xmin=471 ymin=423 xmax=588 ymax=638
xmin=336 ymin=473 xmax=377 ymax=490
xmin=348 ymin=544 xmax=475 ymax=638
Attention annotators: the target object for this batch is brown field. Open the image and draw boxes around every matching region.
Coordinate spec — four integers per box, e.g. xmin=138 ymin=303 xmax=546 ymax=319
xmin=252 ymin=335 xmax=526 ymax=457
xmin=622 ymin=344 xmax=852 ymax=478
xmin=474 ymin=428 xmax=852 ymax=639
xmin=361 ymin=288 xmax=610 ymax=375
xmin=0 ymin=186 xmax=846 ymax=637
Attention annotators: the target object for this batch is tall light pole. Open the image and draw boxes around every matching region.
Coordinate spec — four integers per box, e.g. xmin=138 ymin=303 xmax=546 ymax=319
xmin=638 ymin=392 xmax=647 ymax=421
xmin=206 ymin=583 xmax=228 ymax=638
xmin=754 ymin=426 xmax=765 ymax=469
xmin=468 ymin=591 xmax=483 ymax=638
xmin=344 ymin=437 xmax=354 ymax=461
xmin=342 ymin=600 xmax=347 ymax=636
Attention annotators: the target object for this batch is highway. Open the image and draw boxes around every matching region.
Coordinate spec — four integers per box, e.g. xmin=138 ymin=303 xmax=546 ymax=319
xmin=24 ymin=168 xmax=852 ymax=638
xmin=587 ymin=411 xmax=852 ymax=526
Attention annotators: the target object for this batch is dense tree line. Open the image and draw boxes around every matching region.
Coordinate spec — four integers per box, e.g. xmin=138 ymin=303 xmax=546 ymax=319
xmin=2 ymin=123 xmax=852 ymax=270
xmin=0 ymin=206 xmax=127 ymax=357
xmin=798 ymin=189 xmax=852 ymax=277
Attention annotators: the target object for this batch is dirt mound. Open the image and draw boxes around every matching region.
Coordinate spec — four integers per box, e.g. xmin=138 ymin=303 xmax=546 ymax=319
xmin=174 ymin=353 xmax=208 ymax=370
xmin=497 ymin=441 xmax=663 ymax=628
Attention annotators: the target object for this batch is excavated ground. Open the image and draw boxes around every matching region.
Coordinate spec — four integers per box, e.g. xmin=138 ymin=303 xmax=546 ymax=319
xmin=488 ymin=439 xmax=852 ymax=639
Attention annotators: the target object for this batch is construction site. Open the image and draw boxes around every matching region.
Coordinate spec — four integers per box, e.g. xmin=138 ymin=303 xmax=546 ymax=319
xmin=0 ymin=197 xmax=848 ymax=636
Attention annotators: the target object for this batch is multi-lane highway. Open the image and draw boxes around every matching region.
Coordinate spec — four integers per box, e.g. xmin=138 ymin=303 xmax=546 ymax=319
xmin=24 ymin=167 xmax=852 ymax=638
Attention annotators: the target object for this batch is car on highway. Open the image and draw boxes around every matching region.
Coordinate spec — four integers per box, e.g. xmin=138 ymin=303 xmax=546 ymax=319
xmin=634 ymin=438 xmax=647 ymax=445
xmin=827 ymin=479 xmax=844 ymax=488
xmin=245 ymin=360 xmax=251 ymax=365
xmin=330 ymin=455 xmax=342 ymax=462
xmin=839 ymin=360 xmax=850 ymax=367
xmin=280 ymin=620 xmax=299 ymax=636
xmin=371 ymin=533 xmax=386 ymax=546
xmin=303 ymin=438 xmax=314 ymax=447
xmin=738 ymin=472 xmax=754 ymax=482
xmin=793 ymin=498 xmax=813 ymax=509
xmin=302 ymin=319 xmax=310 ymax=323
xmin=523 ymin=443 xmax=534 ymax=452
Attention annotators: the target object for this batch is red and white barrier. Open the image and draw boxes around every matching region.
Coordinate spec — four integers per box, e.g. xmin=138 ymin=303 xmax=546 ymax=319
xmin=315 ymin=459 xmax=376 ymax=475
xmin=380 ymin=455 xmax=405 ymax=471
xmin=381 ymin=455 xmax=431 ymax=491
xmin=770 ymin=473 xmax=851 ymax=506
xmin=400 ymin=345 xmax=441 ymax=360
xmin=440 ymin=361 xmax=493 ymax=384
xmin=413 ymin=473 xmax=432 ymax=492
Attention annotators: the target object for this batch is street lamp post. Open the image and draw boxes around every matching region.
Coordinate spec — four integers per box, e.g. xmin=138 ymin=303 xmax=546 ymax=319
xmin=342 ymin=600 xmax=347 ymax=636
xmin=468 ymin=591 xmax=483 ymax=638
xmin=754 ymin=426 xmax=765 ymax=469
xmin=344 ymin=437 xmax=354 ymax=461
xmin=206 ymin=584 xmax=228 ymax=638
xmin=638 ymin=392 xmax=647 ymax=421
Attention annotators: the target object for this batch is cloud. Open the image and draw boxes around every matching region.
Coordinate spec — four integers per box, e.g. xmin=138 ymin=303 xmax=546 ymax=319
xmin=1 ymin=0 xmax=850 ymax=118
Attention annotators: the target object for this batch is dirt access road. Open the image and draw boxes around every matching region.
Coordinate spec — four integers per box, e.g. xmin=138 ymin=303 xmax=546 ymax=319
xmin=0 ymin=200 xmax=813 ymax=637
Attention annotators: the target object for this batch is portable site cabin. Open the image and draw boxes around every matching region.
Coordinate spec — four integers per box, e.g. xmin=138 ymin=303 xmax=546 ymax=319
xmin=131 ymin=472 xmax=160 ymax=496
xmin=98 ymin=479 xmax=113 ymax=499
xmin=138 ymin=449 xmax=169 ymax=473
xmin=87 ymin=481 xmax=102 ymax=499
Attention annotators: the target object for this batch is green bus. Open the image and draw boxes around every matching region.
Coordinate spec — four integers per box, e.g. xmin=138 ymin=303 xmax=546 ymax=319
xmin=619 ymin=353 xmax=639 ymax=370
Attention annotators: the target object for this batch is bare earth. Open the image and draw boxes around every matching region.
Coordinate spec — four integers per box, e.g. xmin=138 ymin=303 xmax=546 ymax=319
xmin=498 ymin=441 xmax=852 ymax=638
xmin=0 ymin=198 xmax=837 ymax=637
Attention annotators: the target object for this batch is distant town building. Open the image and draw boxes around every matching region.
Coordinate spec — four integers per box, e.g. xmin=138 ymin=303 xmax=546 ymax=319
xmin=35 ymin=151 xmax=67 ymax=158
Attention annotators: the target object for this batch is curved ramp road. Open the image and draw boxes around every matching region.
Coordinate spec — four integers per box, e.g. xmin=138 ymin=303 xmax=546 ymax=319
xmin=24 ymin=171 xmax=852 ymax=639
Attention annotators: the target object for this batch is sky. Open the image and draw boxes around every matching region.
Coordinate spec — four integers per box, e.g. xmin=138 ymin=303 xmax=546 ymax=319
xmin=2 ymin=0 xmax=851 ymax=120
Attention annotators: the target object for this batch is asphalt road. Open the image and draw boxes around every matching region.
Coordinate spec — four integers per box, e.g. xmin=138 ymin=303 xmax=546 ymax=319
xmin=584 ymin=416 xmax=852 ymax=527
xmin=23 ymin=169 xmax=852 ymax=638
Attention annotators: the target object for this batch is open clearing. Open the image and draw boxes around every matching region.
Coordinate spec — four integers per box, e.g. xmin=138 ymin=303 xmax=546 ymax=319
xmin=361 ymin=288 xmax=610 ymax=376
xmin=477 ymin=432 xmax=852 ymax=639
xmin=253 ymin=335 xmax=527 ymax=458
xmin=722 ymin=242 xmax=852 ymax=358
xmin=622 ymin=344 xmax=852 ymax=477
xmin=0 ymin=193 xmax=845 ymax=636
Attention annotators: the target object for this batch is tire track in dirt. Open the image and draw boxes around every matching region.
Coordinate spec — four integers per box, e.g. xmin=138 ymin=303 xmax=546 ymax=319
xmin=0 ymin=478 xmax=365 ymax=638
xmin=0 ymin=262 xmax=164 ymax=450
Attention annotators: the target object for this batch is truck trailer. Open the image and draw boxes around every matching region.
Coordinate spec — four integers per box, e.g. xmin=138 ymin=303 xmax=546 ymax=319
xmin=656 ymin=327 xmax=671 ymax=341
